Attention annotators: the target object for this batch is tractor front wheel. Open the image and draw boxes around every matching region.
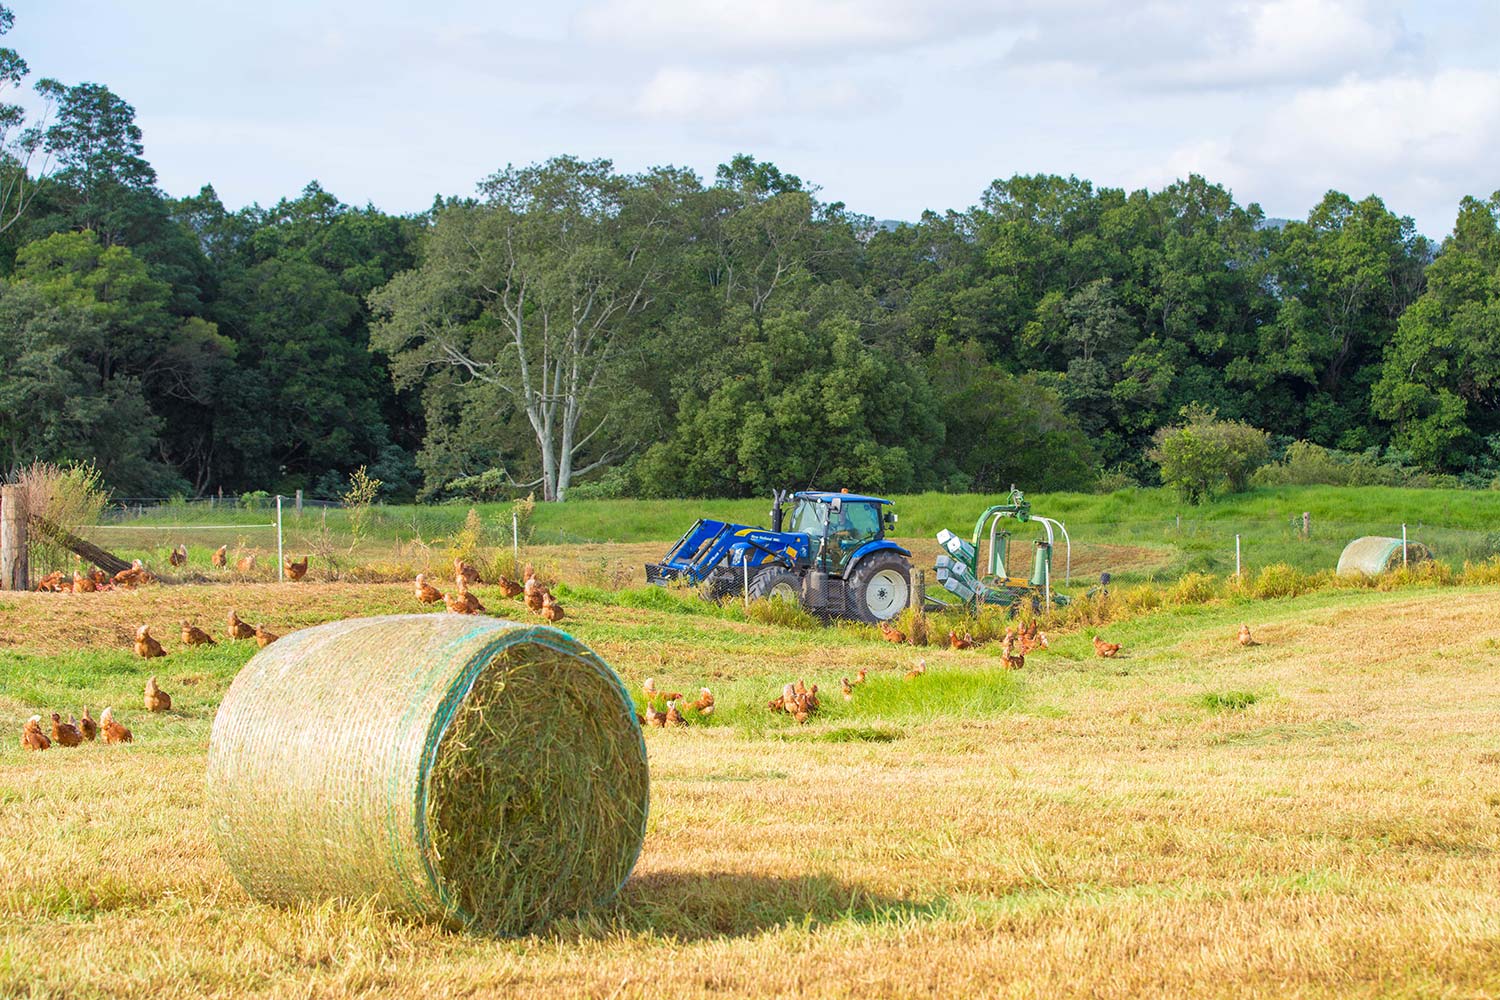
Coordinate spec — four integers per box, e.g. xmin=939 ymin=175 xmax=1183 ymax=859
xmin=747 ymin=567 xmax=804 ymax=606
xmin=847 ymin=552 xmax=911 ymax=624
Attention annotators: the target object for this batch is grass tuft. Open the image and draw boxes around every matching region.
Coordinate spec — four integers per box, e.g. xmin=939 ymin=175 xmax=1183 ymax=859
xmin=743 ymin=595 xmax=822 ymax=630
xmin=1197 ymin=690 xmax=1260 ymax=713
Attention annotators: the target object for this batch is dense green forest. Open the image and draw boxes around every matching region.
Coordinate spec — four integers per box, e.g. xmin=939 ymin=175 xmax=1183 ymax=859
xmin=2 ymin=7 xmax=1498 ymax=502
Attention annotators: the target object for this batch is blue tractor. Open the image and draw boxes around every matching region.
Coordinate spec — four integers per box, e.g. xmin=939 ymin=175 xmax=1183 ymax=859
xmin=645 ymin=490 xmax=913 ymax=623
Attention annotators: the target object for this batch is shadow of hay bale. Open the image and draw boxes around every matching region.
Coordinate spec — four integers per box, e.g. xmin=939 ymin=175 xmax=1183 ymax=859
xmin=579 ymin=871 xmax=941 ymax=940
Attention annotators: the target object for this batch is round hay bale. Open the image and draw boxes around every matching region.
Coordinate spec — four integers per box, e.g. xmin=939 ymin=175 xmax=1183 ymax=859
xmin=1336 ymin=535 xmax=1433 ymax=575
xmin=206 ymin=614 xmax=648 ymax=935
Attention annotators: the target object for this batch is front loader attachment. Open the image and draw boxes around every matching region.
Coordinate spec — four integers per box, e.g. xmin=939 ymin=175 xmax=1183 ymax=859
xmin=646 ymin=518 xmax=733 ymax=585
xmin=646 ymin=518 xmax=804 ymax=589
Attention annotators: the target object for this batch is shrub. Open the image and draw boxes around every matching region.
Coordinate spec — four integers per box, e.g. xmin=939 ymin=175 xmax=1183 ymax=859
xmin=1250 ymin=563 xmax=1321 ymax=600
xmin=447 ymin=508 xmax=486 ymax=568
xmin=510 ymin=493 xmax=537 ymax=546
xmin=1093 ymin=468 xmax=1140 ymax=493
xmin=1165 ymin=571 xmax=1219 ymax=605
xmin=563 ymin=466 xmax=632 ymax=501
xmin=341 ymin=466 xmax=383 ymax=551
xmin=1460 ymin=556 xmax=1500 ymax=586
xmin=1053 ymin=591 xmax=1114 ymax=631
xmin=9 ymin=461 xmax=110 ymax=573
xmin=1378 ymin=561 xmax=1454 ymax=591
xmin=1148 ymin=406 xmax=1271 ymax=504
xmin=431 ymin=468 xmax=512 ymax=503
xmin=893 ymin=606 xmax=931 ymax=646
xmin=1252 ymin=441 xmax=1403 ymax=488
xmin=1117 ymin=584 xmax=1163 ymax=614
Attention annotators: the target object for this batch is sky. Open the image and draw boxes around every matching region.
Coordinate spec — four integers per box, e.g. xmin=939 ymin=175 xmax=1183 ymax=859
xmin=16 ymin=0 xmax=1500 ymax=236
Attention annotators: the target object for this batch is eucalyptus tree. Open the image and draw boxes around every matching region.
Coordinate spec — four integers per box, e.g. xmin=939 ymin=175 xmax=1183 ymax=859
xmin=372 ymin=156 xmax=694 ymax=500
xmin=0 ymin=4 xmax=58 ymax=237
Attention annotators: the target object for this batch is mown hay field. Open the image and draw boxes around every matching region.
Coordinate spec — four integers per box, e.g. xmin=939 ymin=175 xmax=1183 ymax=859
xmin=3 ymin=578 xmax=1500 ymax=998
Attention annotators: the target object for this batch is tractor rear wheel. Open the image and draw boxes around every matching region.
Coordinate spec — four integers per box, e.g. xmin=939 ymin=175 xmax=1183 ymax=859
xmin=747 ymin=567 xmax=803 ymax=606
xmin=846 ymin=552 xmax=911 ymax=624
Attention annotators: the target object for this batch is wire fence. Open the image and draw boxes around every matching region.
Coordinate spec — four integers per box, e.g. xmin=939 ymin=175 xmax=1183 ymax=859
xmin=31 ymin=495 xmax=1500 ymax=589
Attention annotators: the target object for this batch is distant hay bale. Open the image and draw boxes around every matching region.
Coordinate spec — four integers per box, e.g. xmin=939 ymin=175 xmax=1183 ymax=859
xmin=206 ymin=614 xmax=648 ymax=935
xmin=1336 ymin=536 xmax=1433 ymax=576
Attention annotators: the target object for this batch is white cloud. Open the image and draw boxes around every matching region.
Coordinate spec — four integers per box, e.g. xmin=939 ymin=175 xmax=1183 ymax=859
xmin=1006 ymin=0 xmax=1416 ymax=90
xmin=1272 ymin=69 xmax=1500 ymax=166
xmin=575 ymin=0 xmax=1014 ymax=56
xmin=636 ymin=67 xmax=783 ymax=119
xmin=631 ymin=65 xmax=880 ymax=122
xmin=1134 ymin=69 xmax=1500 ymax=229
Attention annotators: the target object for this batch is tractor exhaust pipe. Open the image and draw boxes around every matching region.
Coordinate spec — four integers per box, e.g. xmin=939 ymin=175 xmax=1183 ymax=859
xmin=770 ymin=489 xmax=787 ymax=533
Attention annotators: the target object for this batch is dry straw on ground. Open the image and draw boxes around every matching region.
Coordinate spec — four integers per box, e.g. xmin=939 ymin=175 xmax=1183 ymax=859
xmin=205 ymin=613 xmax=649 ymax=935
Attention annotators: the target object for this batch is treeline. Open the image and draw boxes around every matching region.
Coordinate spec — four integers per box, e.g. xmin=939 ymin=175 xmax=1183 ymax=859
xmin=2 ymin=8 xmax=1498 ymax=501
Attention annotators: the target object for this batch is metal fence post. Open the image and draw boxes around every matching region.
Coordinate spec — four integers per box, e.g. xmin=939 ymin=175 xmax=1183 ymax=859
xmin=743 ymin=558 xmax=751 ymax=611
xmin=512 ymin=511 xmax=519 ymax=571
xmin=1402 ymin=523 xmax=1408 ymax=567
xmin=1235 ymin=534 xmax=1242 ymax=580
xmin=276 ymin=494 xmax=284 ymax=582
xmin=1063 ymin=523 xmax=1071 ymax=585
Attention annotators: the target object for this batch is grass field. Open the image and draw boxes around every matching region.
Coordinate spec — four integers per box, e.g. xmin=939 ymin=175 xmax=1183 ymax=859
xmin=72 ymin=485 xmax=1500 ymax=588
xmin=4 ymin=572 xmax=1500 ymax=997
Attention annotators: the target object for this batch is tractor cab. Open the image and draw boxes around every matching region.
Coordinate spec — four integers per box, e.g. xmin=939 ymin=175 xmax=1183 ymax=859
xmin=782 ymin=491 xmax=896 ymax=573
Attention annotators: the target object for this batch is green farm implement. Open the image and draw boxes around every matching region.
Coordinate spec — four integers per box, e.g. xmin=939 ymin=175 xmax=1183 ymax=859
xmin=931 ymin=488 xmax=1071 ymax=613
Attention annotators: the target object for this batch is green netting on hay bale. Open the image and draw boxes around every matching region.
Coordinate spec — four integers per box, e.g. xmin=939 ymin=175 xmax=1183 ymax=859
xmin=206 ymin=614 xmax=648 ymax=935
xmin=1336 ymin=536 xmax=1433 ymax=575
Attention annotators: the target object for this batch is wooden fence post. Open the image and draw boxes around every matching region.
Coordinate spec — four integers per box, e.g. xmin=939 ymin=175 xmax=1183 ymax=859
xmin=295 ymin=489 xmax=303 ymax=515
xmin=1 ymin=485 xmax=28 ymax=591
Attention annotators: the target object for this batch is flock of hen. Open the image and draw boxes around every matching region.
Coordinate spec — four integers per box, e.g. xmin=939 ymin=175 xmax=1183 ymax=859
xmin=749 ymin=621 xmax=1262 ymax=726
xmin=24 ymin=537 xmax=1271 ymax=751
xmin=638 ymin=677 xmax=715 ymax=728
xmin=133 ymin=610 xmax=281 ymax=662
xmin=32 ymin=560 xmax=156 ymax=593
xmin=878 ymin=617 xmax=1054 ymax=669
xmin=20 ymin=675 xmax=173 ymax=751
xmin=33 ymin=545 xmax=310 ymax=593
xmin=414 ymin=560 xmax=565 ymax=622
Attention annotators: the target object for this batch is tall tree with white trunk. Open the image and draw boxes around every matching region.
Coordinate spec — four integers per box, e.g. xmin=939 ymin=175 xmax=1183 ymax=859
xmin=372 ymin=157 xmax=690 ymax=500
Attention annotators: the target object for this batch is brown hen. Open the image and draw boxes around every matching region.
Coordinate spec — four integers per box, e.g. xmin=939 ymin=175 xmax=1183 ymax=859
xmin=182 ymin=621 xmax=216 ymax=646
xmin=227 ymin=609 xmax=256 ymax=641
xmin=101 ymin=707 xmax=132 ymax=744
xmin=134 ymin=625 xmax=166 ymax=659
xmin=144 ymin=675 xmax=172 ymax=712
xmin=51 ymin=712 xmax=83 ymax=748
xmin=21 ymin=716 xmax=50 ymax=751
